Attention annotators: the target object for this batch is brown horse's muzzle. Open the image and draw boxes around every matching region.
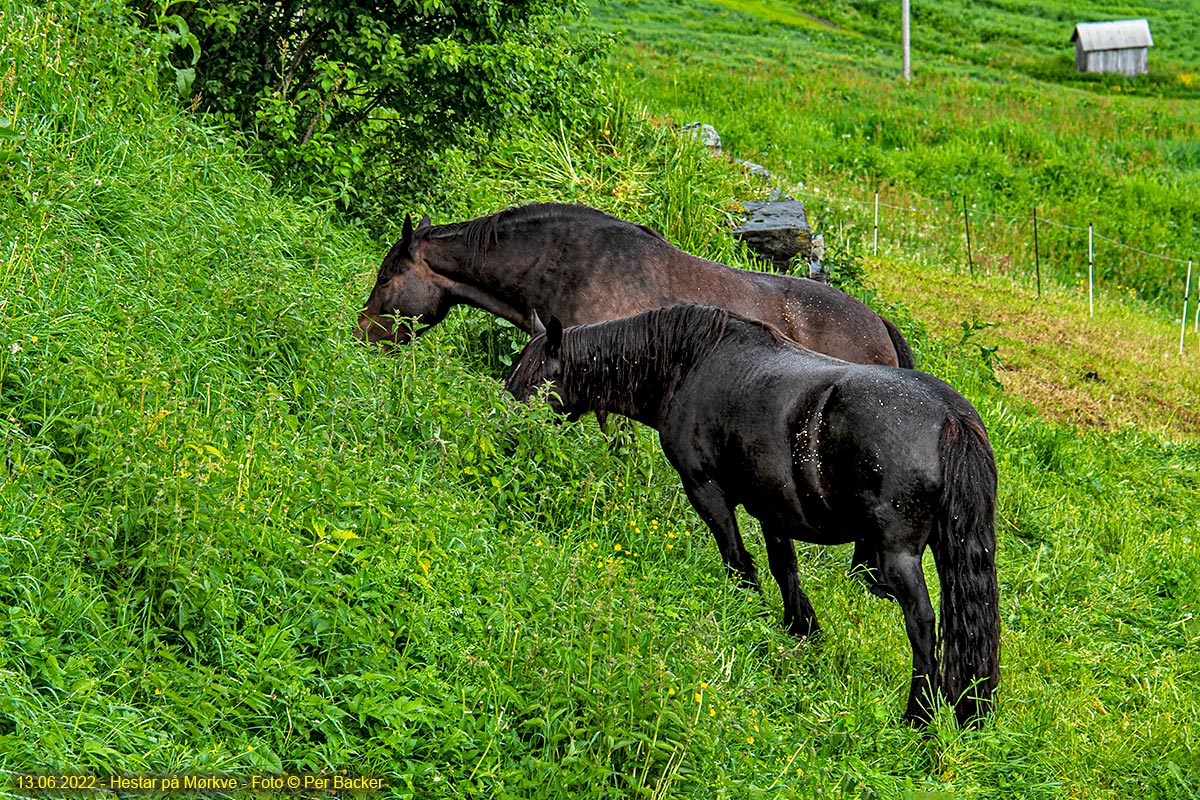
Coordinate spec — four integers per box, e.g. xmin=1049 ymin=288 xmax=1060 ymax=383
xmin=356 ymin=313 xmax=393 ymax=345
xmin=355 ymin=312 xmax=420 ymax=349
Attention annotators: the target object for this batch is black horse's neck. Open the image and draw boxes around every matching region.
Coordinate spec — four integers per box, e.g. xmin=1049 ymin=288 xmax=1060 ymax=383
xmin=559 ymin=306 xmax=735 ymax=427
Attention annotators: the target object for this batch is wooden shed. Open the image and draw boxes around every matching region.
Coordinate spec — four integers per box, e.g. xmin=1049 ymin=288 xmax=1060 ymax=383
xmin=1071 ymin=19 xmax=1153 ymax=76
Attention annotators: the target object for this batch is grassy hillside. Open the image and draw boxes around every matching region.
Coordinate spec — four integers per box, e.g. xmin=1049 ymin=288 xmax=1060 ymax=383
xmin=591 ymin=0 xmax=1200 ymax=307
xmin=1 ymin=1 xmax=1199 ymax=799
xmin=590 ymin=0 xmax=1200 ymax=435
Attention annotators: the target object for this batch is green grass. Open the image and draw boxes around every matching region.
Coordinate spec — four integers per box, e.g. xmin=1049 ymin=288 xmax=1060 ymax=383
xmin=1 ymin=0 xmax=1199 ymax=798
xmin=590 ymin=0 xmax=1200 ymax=306
xmin=616 ymin=0 xmax=1200 ymax=86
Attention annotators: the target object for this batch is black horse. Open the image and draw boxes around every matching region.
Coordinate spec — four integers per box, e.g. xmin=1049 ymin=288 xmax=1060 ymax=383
xmin=505 ymin=305 xmax=999 ymax=727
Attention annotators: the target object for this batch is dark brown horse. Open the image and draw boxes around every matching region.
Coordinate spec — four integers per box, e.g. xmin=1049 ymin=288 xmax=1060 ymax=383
xmin=355 ymin=203 xmax=913 ymax=370
xmin=505 ymin=305 xmax=999 ymax=727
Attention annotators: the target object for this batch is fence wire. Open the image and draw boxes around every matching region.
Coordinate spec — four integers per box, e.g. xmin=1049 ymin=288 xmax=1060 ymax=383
xmin=780 ymin=182 xmax=1199 ymax=354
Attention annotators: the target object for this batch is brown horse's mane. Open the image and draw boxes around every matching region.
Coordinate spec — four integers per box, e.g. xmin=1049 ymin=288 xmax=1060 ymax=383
xmin=431 ymin=203 xmax=666 ymax=273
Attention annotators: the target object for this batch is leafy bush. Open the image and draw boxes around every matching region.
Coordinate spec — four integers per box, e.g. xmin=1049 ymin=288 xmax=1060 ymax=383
xmin=133 ymin=0 xmax=610 ymax=223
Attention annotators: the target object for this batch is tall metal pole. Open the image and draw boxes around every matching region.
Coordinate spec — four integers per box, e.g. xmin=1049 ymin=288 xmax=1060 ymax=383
xmin=902 ymin=0 xmax=911 ymax=81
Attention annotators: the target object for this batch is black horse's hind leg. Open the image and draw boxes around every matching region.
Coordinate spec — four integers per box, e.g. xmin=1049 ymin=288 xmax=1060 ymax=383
xmin=762 ymin=522 xmax=820 ymax=638
xmin=879 ymin=544 xmax=939 ymax=726
xmin=849 ymin=540 xmax=895 ymax=600
xmin=680 ymin=477 xmax=760 ymax=592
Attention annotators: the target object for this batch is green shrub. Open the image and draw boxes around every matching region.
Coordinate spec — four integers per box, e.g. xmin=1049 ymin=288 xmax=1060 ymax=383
xmin=132 ymin=0 xmax=610 ymax=224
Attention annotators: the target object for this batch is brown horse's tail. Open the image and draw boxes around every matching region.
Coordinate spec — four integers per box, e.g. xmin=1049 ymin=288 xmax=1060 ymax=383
xmin=932 ymin=414 xmax=1000 ymax=727
xmin=883 ymin=317 xmax=915 ymax=369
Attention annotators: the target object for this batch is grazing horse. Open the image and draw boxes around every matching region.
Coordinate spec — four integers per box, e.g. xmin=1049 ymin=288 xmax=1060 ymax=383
xmin=505 ymin=305 xmax=999 ymax=727
xmin=355 ymin=203 xmax=913 ymax=371
xmin=357 ymin=203 xmax=914 ymax=584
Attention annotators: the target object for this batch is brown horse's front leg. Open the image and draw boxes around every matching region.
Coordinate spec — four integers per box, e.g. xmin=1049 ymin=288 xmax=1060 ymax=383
xmin=680 ymin=477 xmax=760 ymax=592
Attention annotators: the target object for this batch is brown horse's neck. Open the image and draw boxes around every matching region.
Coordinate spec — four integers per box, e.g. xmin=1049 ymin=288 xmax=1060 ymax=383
xmin=420 ymin=233 xmax=532 ymax=331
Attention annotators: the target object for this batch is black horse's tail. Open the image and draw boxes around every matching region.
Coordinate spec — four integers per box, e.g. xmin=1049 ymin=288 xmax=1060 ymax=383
xmin=933 ymin=414 xmax=1000 ymax=727
xmin=882 ymin=317 xmax=915 ymax=369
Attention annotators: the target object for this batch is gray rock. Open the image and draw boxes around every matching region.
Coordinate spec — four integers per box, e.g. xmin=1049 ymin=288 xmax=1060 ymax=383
xmin=807 ymin=232 xmax=828 ymax=282
xmin=682 ymin=122 xmax=722 ymax=152
xmin=732 ymin=199 xmax=817 ymax=274
xmin=732 ymin=158 xmax=771 ymax=179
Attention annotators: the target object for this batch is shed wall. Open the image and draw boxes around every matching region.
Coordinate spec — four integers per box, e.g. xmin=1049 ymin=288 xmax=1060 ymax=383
xmin=1075 ymin=43 xmax=1148 ymax=76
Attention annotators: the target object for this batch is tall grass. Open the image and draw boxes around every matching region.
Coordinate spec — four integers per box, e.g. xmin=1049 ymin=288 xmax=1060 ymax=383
xmin=1 ymin=1 xmax=1198 ymax=798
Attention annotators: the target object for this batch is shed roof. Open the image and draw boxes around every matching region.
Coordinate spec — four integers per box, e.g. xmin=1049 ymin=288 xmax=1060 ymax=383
xmin=1071 ymin=19 xmax=1153 ymax=52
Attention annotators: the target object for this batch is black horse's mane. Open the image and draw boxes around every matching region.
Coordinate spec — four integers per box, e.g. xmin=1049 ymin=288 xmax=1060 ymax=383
xmin=547 ymin=305 xmax=784 ymax=412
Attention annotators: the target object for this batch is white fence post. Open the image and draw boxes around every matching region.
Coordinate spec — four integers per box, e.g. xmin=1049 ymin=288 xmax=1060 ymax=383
xmin=1088 ymin=224 xmax=1094 ymax=317
xmin=873 ymin=190 xmax=879 ymax=256
xmin=1182 ymin=260 xmax=1193 ymax=355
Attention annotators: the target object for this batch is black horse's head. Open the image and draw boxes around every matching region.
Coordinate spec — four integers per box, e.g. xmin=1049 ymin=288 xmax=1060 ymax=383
xmin=505 ymin=313 xmax=588 ymax=419
xmin=356 ymin=213 xmax=448 ymax=347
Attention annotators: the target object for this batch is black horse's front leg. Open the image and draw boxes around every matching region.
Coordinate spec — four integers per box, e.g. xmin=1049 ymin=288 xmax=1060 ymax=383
xmin=680 ymin=477 xmax=760 ymax=592
xmin=762 ymin=521 xmax=820 ymax=638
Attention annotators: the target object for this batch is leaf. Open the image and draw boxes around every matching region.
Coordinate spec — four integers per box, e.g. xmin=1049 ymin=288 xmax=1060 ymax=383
xmin=174 ymin=67 xmax=196 ymax=99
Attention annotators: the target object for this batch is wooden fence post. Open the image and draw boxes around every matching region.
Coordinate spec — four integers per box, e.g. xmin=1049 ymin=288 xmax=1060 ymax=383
xmin=963 ymin=197 xmax=974 ymax=276
xmin=1032 ymin=207 xmax=1041 ymax=298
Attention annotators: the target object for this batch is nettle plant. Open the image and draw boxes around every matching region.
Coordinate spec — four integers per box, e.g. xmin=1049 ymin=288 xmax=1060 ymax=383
xmin=133 ymin=0 xmax=609 ymax=217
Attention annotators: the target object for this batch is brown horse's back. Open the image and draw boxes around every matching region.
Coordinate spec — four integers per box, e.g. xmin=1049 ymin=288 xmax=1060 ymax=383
xmin=554 ymin=225 xmax=904 ymax=367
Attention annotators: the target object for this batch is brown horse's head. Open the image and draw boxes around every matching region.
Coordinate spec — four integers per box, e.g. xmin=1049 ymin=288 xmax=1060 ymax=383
xmin=356 ymin=213 xmax=447 ymax=347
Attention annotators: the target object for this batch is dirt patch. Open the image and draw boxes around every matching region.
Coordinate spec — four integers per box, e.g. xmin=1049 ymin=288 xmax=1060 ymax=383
xmin=874 ymin=263 xmax=1200 ymax=436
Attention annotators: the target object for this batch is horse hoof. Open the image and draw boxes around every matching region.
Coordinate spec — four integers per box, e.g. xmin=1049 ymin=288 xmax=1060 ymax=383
xmin=904 ymin=688 xmax=938 ymax=729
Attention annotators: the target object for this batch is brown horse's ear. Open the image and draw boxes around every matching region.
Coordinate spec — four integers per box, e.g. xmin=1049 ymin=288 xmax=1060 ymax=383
xmin=400 ymin=214 xmax=414 ymax=247
xmin=389 ymin=212 xmax=430 ymax=265
xmin=546 ymin=317 xmax=563 ymax=357
xmin=380 ymin=215 xmax=416 ymax=274
xmin=530 ymin=310 xmax=546 ymax=336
